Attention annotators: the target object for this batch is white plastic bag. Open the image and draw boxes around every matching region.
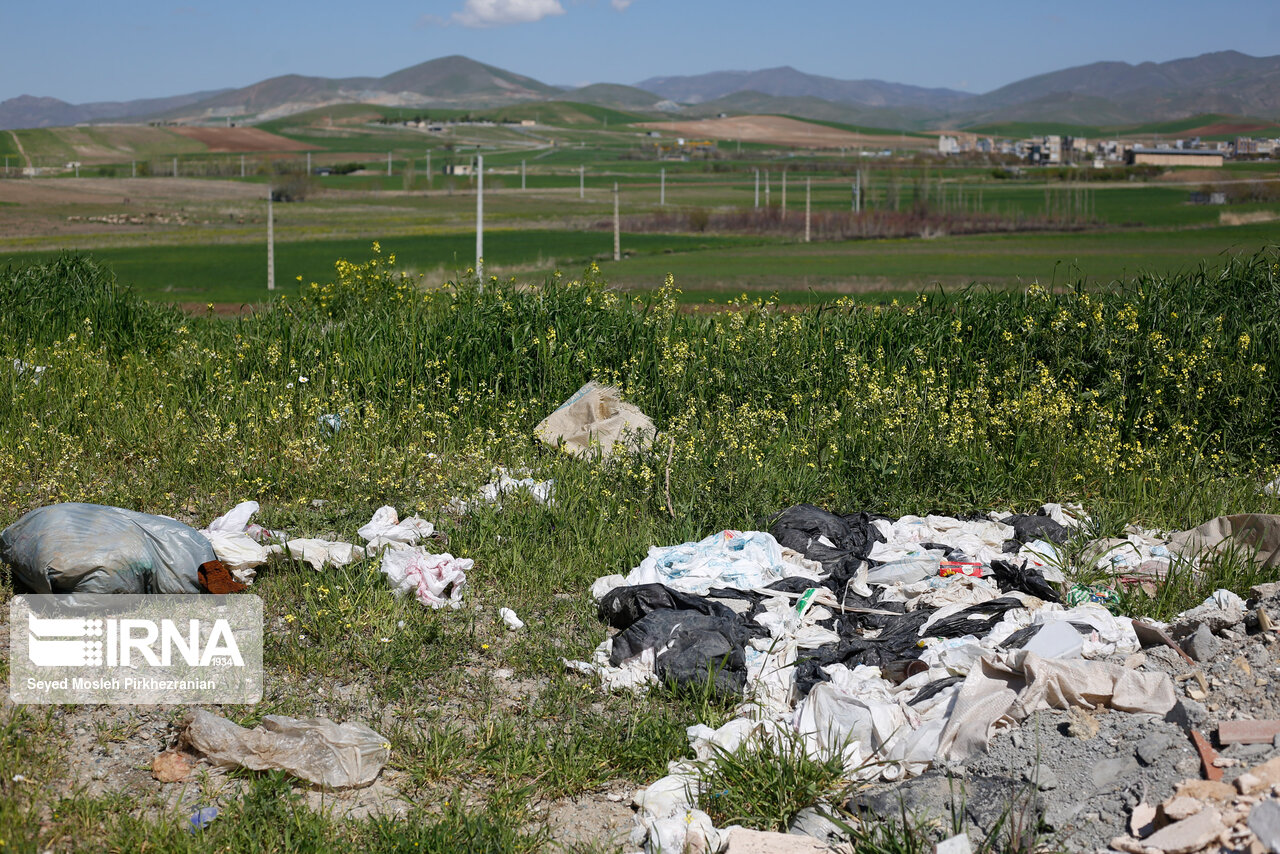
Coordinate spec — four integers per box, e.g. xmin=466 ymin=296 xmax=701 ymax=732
xmin=380 ymin=547 xmax=470 ymax=609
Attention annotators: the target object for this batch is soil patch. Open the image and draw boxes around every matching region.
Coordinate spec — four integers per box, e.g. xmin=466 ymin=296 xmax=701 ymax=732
xmin=170 ymin=127 xmax=319 ymax=153
xmin=636 ymin=115 xmax=930 ymax=150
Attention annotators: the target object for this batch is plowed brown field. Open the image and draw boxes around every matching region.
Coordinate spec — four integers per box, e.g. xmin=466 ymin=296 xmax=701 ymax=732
xmin=636 ymin=115 xmax=930 ymax=149
xmin=170 ymin=127 xmax=319 ymax=152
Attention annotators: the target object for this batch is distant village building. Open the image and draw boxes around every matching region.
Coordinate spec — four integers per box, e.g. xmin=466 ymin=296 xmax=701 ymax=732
xmin=1235 ymin=137 xmax=1259 ymax=156
xmin=443 ymin=164 xmax=474 ymax=176
xmin=1127 ymin=147 xmax=1224 ymax=167
xmin=937 ymin=135 xmax=960 ymax=155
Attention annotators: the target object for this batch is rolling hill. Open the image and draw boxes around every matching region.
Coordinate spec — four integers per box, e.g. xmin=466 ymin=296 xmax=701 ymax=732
xmin=637 ymin=65 xmax=973 ymax=110
xmin=4 ymin=50 xmax=1279 ymax=132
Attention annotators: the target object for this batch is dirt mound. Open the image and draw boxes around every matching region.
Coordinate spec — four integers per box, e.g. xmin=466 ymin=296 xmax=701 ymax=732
xmin=169 ymin=127 xmax=318 ymax=153
xmin=636 ymin=115 xmax=930 ymax=149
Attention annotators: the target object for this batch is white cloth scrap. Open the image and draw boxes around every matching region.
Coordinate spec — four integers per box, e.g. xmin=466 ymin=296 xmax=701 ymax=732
xmin=380 ymin=547 xmax=470 ymax=609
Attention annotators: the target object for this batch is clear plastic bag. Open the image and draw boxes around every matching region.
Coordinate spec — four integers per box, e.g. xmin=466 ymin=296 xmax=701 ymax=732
xmin=183 ymin=709 xmax=389 ymax=789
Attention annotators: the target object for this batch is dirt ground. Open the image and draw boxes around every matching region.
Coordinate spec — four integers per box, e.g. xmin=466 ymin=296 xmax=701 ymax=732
xmin=0 ymin=177 xmax=266 ymax=241
xmin=170 ymin=127 xmax=320 ymax=153
xmin=636 ymin=115 xmax=932 ymax=150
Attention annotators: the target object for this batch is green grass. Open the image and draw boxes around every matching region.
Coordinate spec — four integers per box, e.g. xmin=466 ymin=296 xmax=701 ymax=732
xmin=0 ymin=231 xmax=768 ymax=303
xmin=1 ymin=250 xmax=1279 ymax=850
xmin=598 ymin=223 xmax=1280 ymax=294
xmin=4 ymin=221 xmax=1275 ymax=306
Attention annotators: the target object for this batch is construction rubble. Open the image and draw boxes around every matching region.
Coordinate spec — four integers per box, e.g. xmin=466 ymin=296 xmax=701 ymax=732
xmin=566 ymin=505 xmax=1280 ymax=853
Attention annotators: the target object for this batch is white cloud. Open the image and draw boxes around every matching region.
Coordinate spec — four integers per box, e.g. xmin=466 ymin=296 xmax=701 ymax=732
xmin=452 ymin=0 xmax=566 ymax=27
xmin=610 ymin=0 xmax=632 ymax=10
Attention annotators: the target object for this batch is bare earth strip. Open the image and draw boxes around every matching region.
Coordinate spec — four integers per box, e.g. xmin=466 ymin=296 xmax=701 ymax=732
xmin=169 ymin=127 xmax=320 ymax=153
xmin=9 ymin=130 xmax=31 ymax=168
xmin=636 ymin=115 xmax=932 ymax=149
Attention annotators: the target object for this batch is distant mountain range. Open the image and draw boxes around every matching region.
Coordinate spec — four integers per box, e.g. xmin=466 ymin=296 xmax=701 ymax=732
xmin=3 ymin=50 xmax=1278 ymax=132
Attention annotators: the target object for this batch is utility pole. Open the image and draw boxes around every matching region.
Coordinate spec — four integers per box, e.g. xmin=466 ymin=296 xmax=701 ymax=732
xmin=613 ymin=182 xmax=620 ymax=262
xmin=660 ymin=167 xmax=665 ymax=206
xmin=765 ymin=171 xmax=770 ymax=208
xmin=239 ymin=155 xmax=244 ymax=178
xmin=387 ymin=151 xmax=392 ymax=177
xmin=805 ymin=177 xmax=811 ymax=243
xmin=781 ymin=170 xmax=787 ymax=219
xmin=306 ymin=152 xmax=311 ymax=175
xmin=74 ymin=162 xmax=79 ymax=178
xmin=579 ymin=164 xmax=584 ymax=199
xmin=476 ymin=154 xmax=484 ymax=280
xmin=521 ymin=159 xmax=526 ymax=190
xmin=426 ymin=151 xmax=432 ymax=189
xmin=172 ymin=157 xmax=177 ymax=178
xmin=266 ymin=189 xmax=275 ymax=291
xmin=754 ymin=169 xmax=759 ymax=208
xmin=132 ymin=160 xmax=136 ymax=178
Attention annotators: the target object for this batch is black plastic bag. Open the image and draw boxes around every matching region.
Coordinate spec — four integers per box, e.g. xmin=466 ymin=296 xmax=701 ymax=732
xmin=598 ymin=583 xmax=741 ymax=630
xmin=609 ymin=610 xmax=748 ymax=695
xmin=990 ymin=559 xmax=1061 ymax=603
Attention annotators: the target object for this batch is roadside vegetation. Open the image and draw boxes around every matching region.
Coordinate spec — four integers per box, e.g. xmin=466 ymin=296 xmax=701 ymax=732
xmin=1 ymin=248 xmax=1278 ymax=849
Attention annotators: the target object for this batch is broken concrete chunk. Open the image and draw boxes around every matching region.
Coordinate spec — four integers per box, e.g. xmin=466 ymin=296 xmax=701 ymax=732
xmin=1160 ymin=795 xmax=1203 ymax=822
xmin=1139 ymin=807 xmax=1225 ymax=854
xmin=1252 ymin=581 xmax=1280 ymax=601
xmin=935 ymin=833 xmax=972 ymax=854
xmin=1136 ymin=734 xmax=1174 ymax=766
xmin=1092 ymin=756 xmax=1140 ymax=791
xmin=1173 ymin=779 xmax=1237 ymax=802
xmin=1236 ymin=773 xmax=1264 ymax=795
xmin=1130 ymin=803 xmax=1157 ymax=838
xmin=1023 ymin=765 xmax=1059 ymax=791
xmin=1179 ymin=623 xmax=1221 ymax=662
xmin=1249 ymin=798 xmax=1280 ymax=854
xmin=724 ymin=826 xmax=835 ymax=853
xmin=1170 ymin=600 xmax=1245 ymax=640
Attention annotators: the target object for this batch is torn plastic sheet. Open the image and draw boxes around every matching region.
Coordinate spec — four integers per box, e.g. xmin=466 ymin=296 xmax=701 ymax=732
xmin=201 ymin=501 xmax=280 ymax=583
xmin=379 ymin=547 xmax=470 ymax=609
xmin=271 ymin=538 xmax=367 ymax=571
xmin=182 ymin=709 xmax=388 ymax=789
xmin=448 ymin=468 xmax=555 ymax=514
xmin=936 ymin=650 xmax=1176 ymax=761
xmin=535 ymin=381 xmax=656 ymax=459
xmin=620 ymin=529 xmax=824 ymax=596
xmin=357 ymin=505 xmax=434 ymax=549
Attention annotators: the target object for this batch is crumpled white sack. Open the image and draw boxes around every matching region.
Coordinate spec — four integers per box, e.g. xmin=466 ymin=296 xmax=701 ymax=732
xmin=564 ymin=639 xmax=657 ymax=694
xmin=201 ymin=500 xmax=272 ymax=582
xmin=357 ymin=506 xmax=435 ymax=549
xmin=498 ymin=607 xmax=524 ymax=630
xmin=623 ymin=529 xmax=824 ymax=595
xmin=380 ymin=547 xmax=471 ymax=609
xmin=269 ymin=538 xmax=367 ymax=571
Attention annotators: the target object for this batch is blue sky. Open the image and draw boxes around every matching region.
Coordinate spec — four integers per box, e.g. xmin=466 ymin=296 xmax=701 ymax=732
xmin=6 ymin=0 xmax=1280 ymax=103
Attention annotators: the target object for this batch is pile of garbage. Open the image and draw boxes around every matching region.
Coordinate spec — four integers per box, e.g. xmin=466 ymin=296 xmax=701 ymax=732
xmin=567 ymin=504 xmax=1280 ymax=853
xmin=0 ymin=499 xmax=472 ymax=610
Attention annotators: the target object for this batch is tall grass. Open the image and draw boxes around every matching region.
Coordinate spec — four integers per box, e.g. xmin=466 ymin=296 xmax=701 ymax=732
xmin=1 ymin=248 xmax=1276 ymax=541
